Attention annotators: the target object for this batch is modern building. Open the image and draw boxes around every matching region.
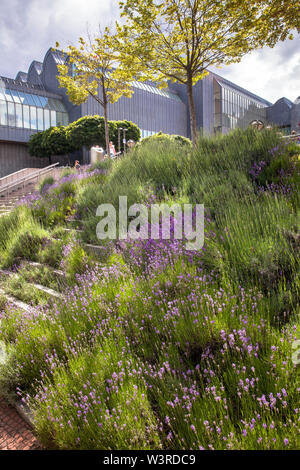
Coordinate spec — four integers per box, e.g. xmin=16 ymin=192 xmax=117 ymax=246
xmin=0 ymin=48 xmax=299 ymax=177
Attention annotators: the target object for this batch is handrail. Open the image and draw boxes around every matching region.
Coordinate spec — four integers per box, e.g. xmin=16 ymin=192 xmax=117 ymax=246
xmin=0 ymin=162 xmax=59 ymax=196
xmin=0 ymin=168 xmax=33 ymax=186
xmin=281 ymin=134 xmax=300 ymax=140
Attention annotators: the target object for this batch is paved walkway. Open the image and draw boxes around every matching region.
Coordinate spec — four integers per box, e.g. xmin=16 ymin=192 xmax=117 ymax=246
xmin=0 ymin=397 xmax=41 ymax=450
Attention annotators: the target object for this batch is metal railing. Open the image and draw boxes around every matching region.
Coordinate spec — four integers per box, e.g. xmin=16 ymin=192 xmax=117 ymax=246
xmin=0 ymin=168 xmax=34 ymax=188
xmin=0 ymin=162 xmax=59 ymax=198
xmin=281 ymin=133 xmax=300 ymax=142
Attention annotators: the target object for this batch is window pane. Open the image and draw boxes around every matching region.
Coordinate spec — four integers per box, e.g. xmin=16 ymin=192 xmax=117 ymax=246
xmin=15 ymin=103 xmax=23 ymax=127
xmin=50 ymin=110 xmax=56 ymax=126
xmin=30 ymin=106 xmax=37 ymax=129
xmin=38 ymin=96 xmax=48 ymax=108
xmin=37 ymin=108 xmax=44 ymax=130
xmin=0 ymin=100 xmax=7 ymax=125
xmin=4 ymin=89 xmax=14 ymax=102
xmin=32 ymin=94 xmax=42 ymax=107
xmin=56 ymin=112 xmax=63 ymax=125
xmin=7 ymin=102 xmax=15 ymax=126
xmin=23 ymin=105 xmax=30 ymax=129
xmin=24 ymin=94 xmax=36 ymax=106
xmin=44 ymin=109 xmax=50 ymax=129
xmin=48 ymin=98 xmax=60 ymax=111
xmin=10 ymin=89 xmax=21 ymax=103
xmin=62 ymin=112 xmax=69 ymax=126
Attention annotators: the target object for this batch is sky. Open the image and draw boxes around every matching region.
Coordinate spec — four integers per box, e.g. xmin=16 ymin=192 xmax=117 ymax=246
xmin=0 ymin=0 xmax=299 ymax=105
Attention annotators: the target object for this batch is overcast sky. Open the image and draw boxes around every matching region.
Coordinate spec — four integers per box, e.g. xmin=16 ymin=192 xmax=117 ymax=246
xmin=0 ymin=0 xmax=299 ymax=104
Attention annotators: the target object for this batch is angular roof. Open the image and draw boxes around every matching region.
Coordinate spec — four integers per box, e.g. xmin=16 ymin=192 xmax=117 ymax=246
xmin=273 ymin=97 xmax=293 ymax=108
xmin=212 ymin=71 xmax=272 ymax=107
xmin=15 ymin=71 xmax=28 ymax=83
xmin=30 ymin=61 xmax=43 ymax=74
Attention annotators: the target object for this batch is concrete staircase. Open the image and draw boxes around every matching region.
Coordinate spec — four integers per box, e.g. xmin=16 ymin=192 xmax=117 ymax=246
xmin=0 ymin=164 xmax=59 ymax=216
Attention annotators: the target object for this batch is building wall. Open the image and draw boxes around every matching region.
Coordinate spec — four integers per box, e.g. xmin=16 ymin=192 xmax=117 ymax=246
xmin=291 ymin=100 xmax=300 ymax=132
xmin=267 ymin=98 xmax=292 ymax=127
xmin=41 ymin=51 xmax=82 ymax=124
xmin=0 ymin=141 xmax=44 ymax=177
xmin=81 ymin=85 xmax=187 ymax=137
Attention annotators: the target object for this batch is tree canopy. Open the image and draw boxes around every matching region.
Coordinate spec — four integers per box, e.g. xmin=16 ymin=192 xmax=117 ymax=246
xmin=117 ymin=0 xmax=300 ymax=142
xmin=56 ymin=27 xmax=137 ymax=153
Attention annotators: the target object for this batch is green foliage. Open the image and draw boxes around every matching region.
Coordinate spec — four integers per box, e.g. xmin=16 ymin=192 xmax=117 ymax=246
xmin=66 ymin=115 xmax=117 ymax=149
xmin=29 ymin=116 xmax=141 ymax=158
xmin=112 ymin=119 xmax=141 ymax=145
xmin=0 ymin=128 xmax=299 ymax=450
xmin=38 ymin=176 xmax=54 ymax=193
xmin=138 ymin=131 xmax=192 ymax=149
xmin=28 ymin=126 xmax=75 ymax=159
xmin=28 ymin=131 xmax=50 ymax=159
xmin=0 ymin=208 xmax=50 ymax=268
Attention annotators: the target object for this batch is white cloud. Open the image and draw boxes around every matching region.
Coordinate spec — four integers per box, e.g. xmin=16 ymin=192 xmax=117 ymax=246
xmin=0 ymin=0 xmax=119 ymax=78
xmin=0 ymin=0 xmax=299 ymax=106
xmin=211 ymin=36 xmax=300 ymax=104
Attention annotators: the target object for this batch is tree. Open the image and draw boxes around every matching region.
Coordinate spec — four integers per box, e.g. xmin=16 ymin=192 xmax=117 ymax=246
xmin=118 ymin=0 xmax=300 ymax=143
xmin=56 ymin=27 xmax=136 ymax=155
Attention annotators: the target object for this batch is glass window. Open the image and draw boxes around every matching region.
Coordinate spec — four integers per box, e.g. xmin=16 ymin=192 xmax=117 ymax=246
xmin=56 ymin=112 xmax=63 ymax=126
xmin=37 ymin=108 xmax=44 ymax=130
xmin=32 ymin=94 xmax=42 ymax=107
xmin=0 ymin=100 xmax=7 ymax=125
xmin=62 ymin=113 xmax=69 ymax=126
xmin=44 ymin=109 xmax=50 ymax=129
xmin=19 ymin=93 xmax=34 ymax=106
xmin=30 ymin=106 xmax=37 ymax=129
xmin=15 ymin=103 xmax=23 ymax=127
xmin=50 ymin=110 xmax=56 ymax=127
xmin=23 ymin=105 xmax=30 ymax=129
xmin=38 ymin=96 xmax=48 ymax=108
xmin=4 ymin=89 xmax=14 ymax=102
xmin=10 ymin=89 xmax=21 ymax=103
xmin=7 ymin=102 xmax=15 ymax=126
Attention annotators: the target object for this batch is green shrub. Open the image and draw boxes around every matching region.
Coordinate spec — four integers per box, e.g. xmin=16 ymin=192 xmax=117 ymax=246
xmin=0 ymin=208 xmax=50 ymax=268
xmin=138 ymin=131 xmax=192 ymax=149
xmin=38 ymin=176 xmax=54 ymax=193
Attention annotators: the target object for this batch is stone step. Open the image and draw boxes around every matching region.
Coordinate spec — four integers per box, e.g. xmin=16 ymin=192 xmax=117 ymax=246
xmin=26 ymin=261 xmax=65 ymax=279
xmin=0 ymin=269 xmax=64 ymax=301
xmin=0 ymin=288 xmax=35 ymax=314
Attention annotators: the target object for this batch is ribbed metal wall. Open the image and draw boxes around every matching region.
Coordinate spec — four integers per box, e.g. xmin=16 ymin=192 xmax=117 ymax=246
xmin=0 ymin=141 xmax=44 ymax=177
xmin=81 ymin=85 xmax=187 ymax=137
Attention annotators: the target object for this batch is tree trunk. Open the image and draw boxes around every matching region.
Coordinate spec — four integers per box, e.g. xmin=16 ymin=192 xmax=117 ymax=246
xmin=48 ymin=155 xmax=52 ymax=166
xmin=186 ymin=77 xmax=197 ymax=145
xmin=102 ymin=85 xmax=110 ymax=156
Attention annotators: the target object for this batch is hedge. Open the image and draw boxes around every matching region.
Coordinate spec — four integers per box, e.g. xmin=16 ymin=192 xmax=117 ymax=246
xmin=28 ymin=116 xmax=141 ymax=159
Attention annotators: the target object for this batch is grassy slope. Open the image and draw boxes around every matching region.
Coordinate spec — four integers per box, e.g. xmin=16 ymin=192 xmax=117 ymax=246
xmin=0 ymin=129 xmax=299 ymax=450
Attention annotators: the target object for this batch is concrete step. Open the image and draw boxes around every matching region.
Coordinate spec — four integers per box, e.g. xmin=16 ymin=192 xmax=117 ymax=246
xmin=0 ymin=287 xmax=35 ymax=314
xmin=0 ymin=269 xmax=64 ymax=302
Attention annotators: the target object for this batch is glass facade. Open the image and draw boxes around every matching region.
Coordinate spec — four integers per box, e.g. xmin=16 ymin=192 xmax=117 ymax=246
xmin=214 ymin=79 xmax=267 ymax=132
xmin=0 ymin=86 xmax=69 ymax=130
